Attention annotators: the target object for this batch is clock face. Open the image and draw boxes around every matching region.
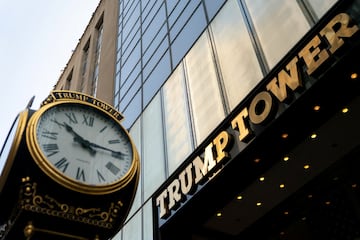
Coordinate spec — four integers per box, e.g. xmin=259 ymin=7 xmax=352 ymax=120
xmin=28 ymin=102 xmax=135 ymax=192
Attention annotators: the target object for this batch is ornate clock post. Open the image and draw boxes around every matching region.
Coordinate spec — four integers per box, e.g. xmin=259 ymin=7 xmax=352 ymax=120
xmin=0 ymin=91 xmax=140 ymax=240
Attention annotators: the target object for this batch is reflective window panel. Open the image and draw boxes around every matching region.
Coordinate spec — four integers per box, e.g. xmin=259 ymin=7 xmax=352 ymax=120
xmin=127 ymin=118 xmax=142 ymax=219
xmin=142 ymin=93 xmax=166 ymax=199
xmin=245 ymin=0 xmax=310 ymax=69
xmin=185 ymin=32 xmax=225 ymax=145
xmin=122 ymin=90 xmax=142 ymax=129
xmin=309 ymin=0 xmax=339 ymax=18
xmin=170 ymin=3 xmax=207 ymax=69
xmin=143 ymin=200 xmax=153 ymax=239
xmin=211 ymin=0 xmax=263 ymax=110
xmin=121 ymin=211 xmax=142 ymax=240
xmin=143 ymin=51 xmax=171 ymax=106
xmin=163 ymin=63 xmax=193 ymax=174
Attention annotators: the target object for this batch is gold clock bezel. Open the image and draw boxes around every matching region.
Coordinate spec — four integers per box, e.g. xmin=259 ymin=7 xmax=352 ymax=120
xmin=0 ymin=109 xmax=29 ymax=192
xmin=26 ymin=100 xmax=139 ymax=195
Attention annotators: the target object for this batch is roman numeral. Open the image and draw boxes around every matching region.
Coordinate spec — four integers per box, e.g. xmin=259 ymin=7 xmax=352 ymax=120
xmin=42 ymin=143 xmax=59 ymax=157
xmin=54 ymin=157 xmax=69 ymax=173
xmin=76 ymin=168 xmax=86 ymax=182
xmin=106 ymin=162 xmax=120 ymax=175
xmin=108 ymin=139 xmax=120 ymax=144
xmin=65 ymin=112 xmax=78 ymax=124
xmin=99 ymin=126 xmax=107 ymax=133
xmin=82 ymin=114 xmax=94 ymax=127
xmin=97 ymin=170 xmax=106 ymax=182
xmin=41 ymin=130 xmax=58 ymax=140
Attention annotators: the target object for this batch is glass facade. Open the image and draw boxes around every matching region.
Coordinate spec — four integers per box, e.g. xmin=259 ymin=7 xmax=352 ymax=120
xmin=112 ymin=0 xmax=339 ymax=239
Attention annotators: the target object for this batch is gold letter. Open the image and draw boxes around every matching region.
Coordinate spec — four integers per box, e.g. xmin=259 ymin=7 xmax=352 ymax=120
xmin=179 ymin=164 xmax=194 ymax=195
xmin=231 ymin=108 xmax=252 ymax=142
xmin=156 ymin=190 xmax=169 ymax=218
xmin=193 ymin=142 xmax=216 ymax=184
xmin=193 ymin=156 xmax=206 ymax=184
xmin=266 ymin=57 xmax=301 ymax=102
xmin=167 ymin=179 xmax=182 ymax=210
xmin=248 ymin=91 xmax=273 ymax=124
xmin=320 ymin=13 xmax=359 ymax=54
xmin=213 ymin=131 xmax=232 ymax=162
xmin=298 ymin=35 xmax=329 ymax=75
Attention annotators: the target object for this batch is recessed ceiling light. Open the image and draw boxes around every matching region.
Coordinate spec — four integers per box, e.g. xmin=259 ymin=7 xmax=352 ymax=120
xmin=256 ymin=202 xmax=262 ymax=206
xmin=216 ymin=212 xmax=222 ymax=217
xmin=350 ymin=72 xmax=358 ymax=79
xmin=310 ymin=133 xmax=317 ymax=139
xmin=279 ymin=184 xmax=285 ymax=189
xmin=237 ymin=195 xmax=243 ymax=200
xmin=259 ymin=177 xmax=265 ymax=181
xmin=283 ymin=156 xmax=289 ymax=161
xmin=342 ymin=107 xmax=349 ymax=113
xmin=254 ymin=158 xmax=261 ymax=163
xmin=304 ymin=164 xmax=310 ymax=169
xmin=313 ymin=105 xmax=320 ymax=111
xmin=281 ymin=133 xmax=288 ymax=139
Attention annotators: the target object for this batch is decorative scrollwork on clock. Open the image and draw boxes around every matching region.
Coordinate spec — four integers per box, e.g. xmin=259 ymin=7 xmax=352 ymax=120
xmin=19 ymin=177 xmax=124 ymax=229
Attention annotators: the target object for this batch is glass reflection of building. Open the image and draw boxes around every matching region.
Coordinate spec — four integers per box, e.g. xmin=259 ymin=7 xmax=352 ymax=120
xmin=113 ymin=1 xmax=340 ymax=239
xmin=55 ymin=0 xmax=360 ymax=239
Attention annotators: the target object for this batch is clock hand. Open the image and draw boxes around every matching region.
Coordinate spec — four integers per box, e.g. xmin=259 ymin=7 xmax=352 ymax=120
xmin=73 ymin=136 xmax=97 ymax=156
xmin=51 ymin=118 xmax=65 ymax=128
xmin=87 ymin=142 xmax=126 ymax=160
xmin=63 ymin=122 xmax=96 ymax=156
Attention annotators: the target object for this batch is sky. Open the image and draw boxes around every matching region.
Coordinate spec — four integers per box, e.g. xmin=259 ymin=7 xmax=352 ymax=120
xmin=0 ymin=0 xmax=100 ymax=147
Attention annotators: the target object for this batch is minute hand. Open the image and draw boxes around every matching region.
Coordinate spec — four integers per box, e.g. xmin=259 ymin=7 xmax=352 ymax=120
xmin=88 ymin=142 xmax=126 ymax=160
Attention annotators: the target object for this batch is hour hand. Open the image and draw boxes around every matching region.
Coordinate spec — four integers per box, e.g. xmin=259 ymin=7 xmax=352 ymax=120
xmin=73 ymin=136 xmax=97 ymax=156
xmin=63 ymin=122 xmax=96 ymax=155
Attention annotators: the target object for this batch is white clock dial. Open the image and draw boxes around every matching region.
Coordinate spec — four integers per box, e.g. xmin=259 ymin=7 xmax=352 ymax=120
xmin=33 ymin=103 xmax=134 ymax=187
